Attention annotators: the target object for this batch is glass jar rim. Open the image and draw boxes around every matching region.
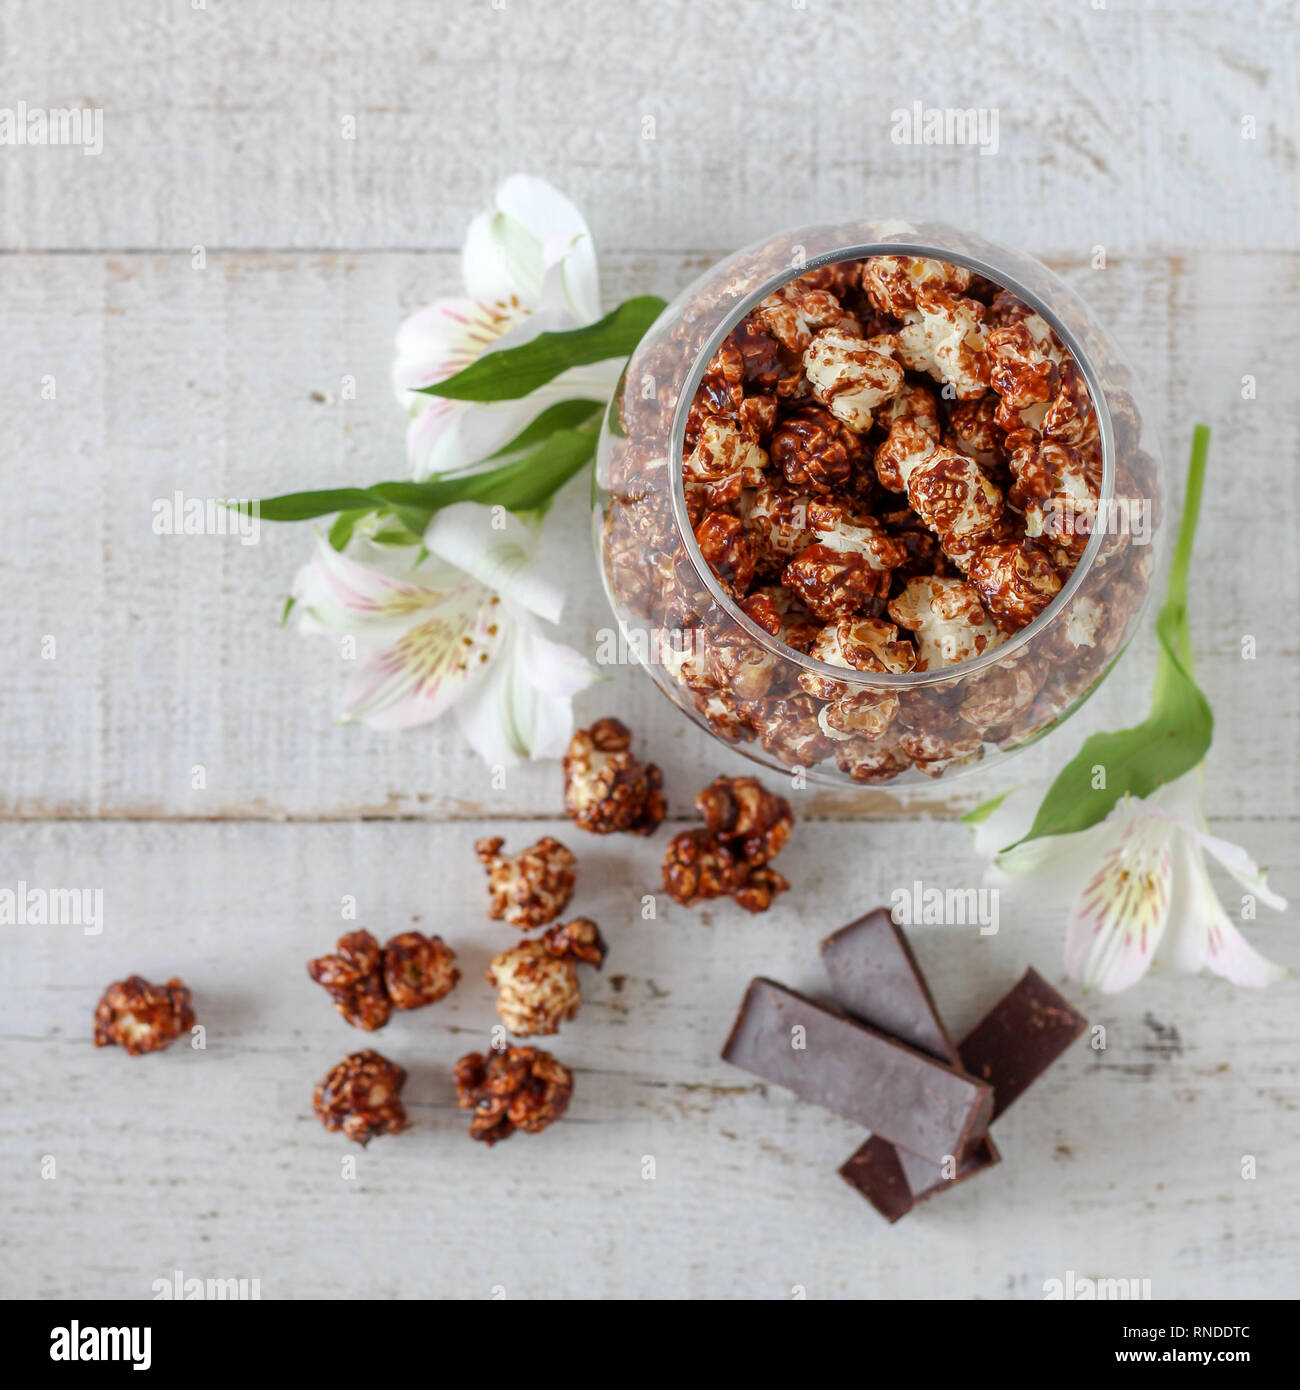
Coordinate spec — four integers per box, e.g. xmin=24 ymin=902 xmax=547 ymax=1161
xmin=668 ymin=240 xmax=1117 ymax=690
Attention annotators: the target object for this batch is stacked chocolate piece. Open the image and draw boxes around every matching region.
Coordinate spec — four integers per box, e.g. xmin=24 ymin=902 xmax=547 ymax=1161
xmin=722 ymin=907 xmax=1087 ymax=1221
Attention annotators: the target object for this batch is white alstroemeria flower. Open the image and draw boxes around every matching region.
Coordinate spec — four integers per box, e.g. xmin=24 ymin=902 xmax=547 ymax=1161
xmin=291 ymin=502 xmax=599 ymax=764
xmin=393 ymin=174 xmax=623 ymax=479
xmin=973 ymin=768 xmax=1287 ymax=993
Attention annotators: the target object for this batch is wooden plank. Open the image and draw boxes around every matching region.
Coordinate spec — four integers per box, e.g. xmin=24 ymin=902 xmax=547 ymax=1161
xmin=0 ymin=250 xmax=1295 ymax=821
xmin=1 ymin=818 xmax=1294 ymax=1298
xmin=0 ymin=0 xmax=1294 ymax=254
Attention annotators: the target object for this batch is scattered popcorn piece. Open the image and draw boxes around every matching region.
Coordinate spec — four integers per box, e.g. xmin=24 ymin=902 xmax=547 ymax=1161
xmin=93 ymin=975 xmax=195 ymax=1056
xmin=540 ymin=916 xmax=609 ymax=968
xmin=487 ymin=941 xmax=582 ymax=1037
xmin=454 ymin=1046 xmax=573 ymax=1146
xmin=732 ymin=865 xmax=791 ymax=914
xmin=695 ymin=775 xmax=793 ymax=866
xmin=475 ymin=835 xmax=577 ymax=929
xmin=307 ymin=930 xmax=393 ymax=1031
xmin=313 ymin=1050 xmax=408 ymax=1145
xmin=486 ymin=916 xmax=608 ymax=1036
xmin=662 ymin=828 xmax=738 ymax=906
xmin=563 ymin=717 xmax=665 ymax=836
xmin=382 ymin=931 xmax=460 ymax=1010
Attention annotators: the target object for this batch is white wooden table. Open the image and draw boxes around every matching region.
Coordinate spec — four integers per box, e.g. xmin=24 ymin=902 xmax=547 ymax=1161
xmin=2 ymin=0 xmax=1296 ymax=1300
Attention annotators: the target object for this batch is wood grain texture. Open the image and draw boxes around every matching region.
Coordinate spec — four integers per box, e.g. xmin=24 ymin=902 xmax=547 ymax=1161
xmin=1 ymin=819 xmax=1295 ymax=1299
xmin=1 ymin=249 xmax=1295 ymax=821
xmin=0 ymin=0 xmax=1295 ymax=255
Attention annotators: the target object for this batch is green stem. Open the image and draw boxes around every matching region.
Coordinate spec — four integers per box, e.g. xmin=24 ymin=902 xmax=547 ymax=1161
xmin=1161 ymin=423 xmax=1209 ymax=677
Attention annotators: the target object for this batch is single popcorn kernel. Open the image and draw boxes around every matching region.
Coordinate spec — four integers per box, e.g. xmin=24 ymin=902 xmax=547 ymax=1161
xmin=540 ymin=916 xmax=610 ymax=968
xmin=487 ymin=941 xmax=582 ymax=1037
xmin=563 ymin=717 xmax=665 ymax=836
xmin=475 ymin=835 xmax=577 ymax=929
xmin=967 ymin=539 xmax=1062 ymax=631
xmin=803 ymin=327 xmax=904 ymax=432
xmin=454 ymin=1046 xmax=573 ymax=1145
xmin=313 ymin=1050 xmax=409 ymax=1145
xmin=694 ymin=776 xmax=793 ymax=866
xmin=664 ymin=776 xmax=796 ymax=915
xmin=307 ymin=929 xmax=392 ymax=1031
xmin=93 ymin=975 xmax=195 ymax=1056
xmin=888 ymin=577 xmax=1005 ymax=669
xmin=381 ymin=931 xmax=460 ymax=1010
xmin=770 ymin=403 xmax=863 ymax=495
xmin=732 ymin=864 xmax=790 ymax=915
xmin=487 ymin=917 xmax=608 ymax=1037
xmin=661 ymin=828 xmax=738 ymax=906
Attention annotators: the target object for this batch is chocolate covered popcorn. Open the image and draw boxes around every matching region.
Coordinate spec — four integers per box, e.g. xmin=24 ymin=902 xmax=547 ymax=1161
xmin=599 ymin=242 xmax=1156 ymax=784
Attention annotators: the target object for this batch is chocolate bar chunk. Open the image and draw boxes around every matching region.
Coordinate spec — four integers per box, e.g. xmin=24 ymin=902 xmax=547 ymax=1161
xmin=722 ymin=977 xmax=994 ymax=1165
xmin=839 ymin=960 xmax=1087 ymax=1219
xmin=845 ymin=1132 xmax=1000 ymax=1220
xmin=959 ymin=966 xmax=1089 ymax=1121
xmin=821 ymin=909 xmax=961 ymax=1062
xmin=821 ymin=911 xmax=998 ymax=1220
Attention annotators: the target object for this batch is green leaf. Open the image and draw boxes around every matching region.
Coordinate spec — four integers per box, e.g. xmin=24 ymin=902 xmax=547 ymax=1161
xmin=416 ymin=295 xmax=666 ymax=401
xmin=604 ymin=366 xmax=629 ymax=439
xmin=327 ymin=509 xmax=370 ymax=551
xmin=961 ymin=791 xmax=1010 ymax=826
xmin=255 ymin=415 xmax=601 ymax=535
xmin=279 ymin=595 xmax=296 ymax=626
xmin=386 ymin=418 xmax=600 ymax=517
xmin=257 ymin=488 xmax=390 ymax=523
xmin=369 ymin=523 xmax=424 ymax=546
xmin=485 ymin=398 xmax=602 ymax=459
xmin=1002 ymin=425 xmax=1215 ymax=851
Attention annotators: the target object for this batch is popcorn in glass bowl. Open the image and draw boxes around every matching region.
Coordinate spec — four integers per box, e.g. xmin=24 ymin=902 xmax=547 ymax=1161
xmin=595 ymin=220 xmax=1161 ymax=787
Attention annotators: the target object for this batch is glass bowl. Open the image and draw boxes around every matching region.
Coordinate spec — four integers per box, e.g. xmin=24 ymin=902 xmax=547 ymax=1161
xmin=593 ymin=218 xmax=1163 ymax=788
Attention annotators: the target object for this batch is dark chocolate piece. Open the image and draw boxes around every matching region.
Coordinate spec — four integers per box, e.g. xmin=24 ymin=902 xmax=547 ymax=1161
xmin=959 ymin=966 xmax=1089 ymax=1121
xmin=821 ymin=911 xmax=999 ymax=1219
xmin=721 ymin=977 xmax=994 ymax=1165
xmin=844 ymin=1133 xmax=1001 ymax=1222
xmin=838 ymin=959 xmax=1087 ymax=1219
xmin=838 ymin=1136 xmax=914 ymax=1223
xmin=820 ymin=909 xmax=957 ymax=1061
